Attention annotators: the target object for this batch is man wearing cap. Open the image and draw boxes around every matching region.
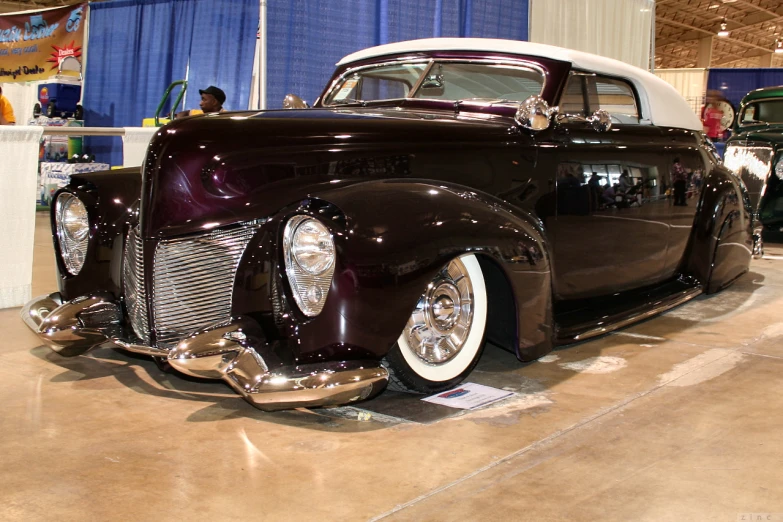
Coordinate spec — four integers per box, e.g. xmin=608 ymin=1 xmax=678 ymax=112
xmin=175 ymin=85 xmax=226 ymax=118
xmin=198 ymin=85 xmax=226 ymax=114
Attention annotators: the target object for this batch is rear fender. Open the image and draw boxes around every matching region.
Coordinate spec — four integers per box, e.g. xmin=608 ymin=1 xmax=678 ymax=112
xmin=683 ymin=166 xmax=752 ymax=292
xmin=708 ymin=208 xmax=752 ymax=293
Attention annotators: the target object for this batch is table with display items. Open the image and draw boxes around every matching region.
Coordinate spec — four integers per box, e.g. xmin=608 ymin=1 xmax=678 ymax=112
xmin=39 ymin=161 xmax=110 ymax=208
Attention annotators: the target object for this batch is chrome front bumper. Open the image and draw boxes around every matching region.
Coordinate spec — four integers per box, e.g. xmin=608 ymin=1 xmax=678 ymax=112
xmin=21 ymin=293 xmax=388 ymax=411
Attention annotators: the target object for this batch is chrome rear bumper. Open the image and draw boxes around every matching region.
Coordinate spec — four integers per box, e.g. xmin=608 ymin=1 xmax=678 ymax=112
xmin=20 ymin=293 xmax=388 ymax=411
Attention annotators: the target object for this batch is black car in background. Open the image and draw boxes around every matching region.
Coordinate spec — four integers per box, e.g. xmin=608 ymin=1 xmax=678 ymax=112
xmin=724 ymin=85 xmax=783 ymax=239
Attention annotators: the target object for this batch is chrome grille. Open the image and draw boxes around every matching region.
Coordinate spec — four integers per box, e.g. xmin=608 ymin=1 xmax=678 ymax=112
xmin=152 ymin=222 xmax=261 ymax=347
xmin=122 ymin=226 xmax=150 ymax=343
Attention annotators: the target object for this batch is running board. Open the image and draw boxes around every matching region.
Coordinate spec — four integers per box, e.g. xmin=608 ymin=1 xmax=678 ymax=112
xmin=555 ymin=282 xmax=703 ymax=344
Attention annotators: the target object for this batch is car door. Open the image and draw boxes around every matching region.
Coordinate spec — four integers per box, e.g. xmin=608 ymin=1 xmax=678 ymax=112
xmin=536 ymin=72 xmax=672 ymax=300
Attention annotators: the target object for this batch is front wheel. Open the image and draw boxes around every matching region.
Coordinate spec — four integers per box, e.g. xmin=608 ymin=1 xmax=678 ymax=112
xmin=383 ymin=254 xmax=487 ymax=393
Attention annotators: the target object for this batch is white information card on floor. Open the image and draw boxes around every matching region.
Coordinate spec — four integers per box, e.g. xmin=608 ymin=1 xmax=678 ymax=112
xmin=422 ymin=382 xmax=514 ymax=410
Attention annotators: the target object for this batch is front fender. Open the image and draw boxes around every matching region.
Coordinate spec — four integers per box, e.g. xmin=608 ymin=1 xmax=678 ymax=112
xmin=53 ymin=168 xmax=142 ymax=300
xmin=232 ymin=179 xmax=554 ymax=365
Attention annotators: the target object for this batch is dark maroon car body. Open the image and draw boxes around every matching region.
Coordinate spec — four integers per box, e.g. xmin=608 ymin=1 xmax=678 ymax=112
xmin=27 ymin=43 xmax=753 ymax=411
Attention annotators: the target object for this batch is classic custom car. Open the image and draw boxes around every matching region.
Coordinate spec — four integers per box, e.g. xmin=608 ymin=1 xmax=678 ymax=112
xmin=22 ymin=38 xmax=754 ymax=411
xmin=724 ymin=85 xmax=783 ymax=237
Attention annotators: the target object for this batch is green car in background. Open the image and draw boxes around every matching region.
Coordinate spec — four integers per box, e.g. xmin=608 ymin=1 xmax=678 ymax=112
xmin=724 ymin=86 xmax=783 ymax=247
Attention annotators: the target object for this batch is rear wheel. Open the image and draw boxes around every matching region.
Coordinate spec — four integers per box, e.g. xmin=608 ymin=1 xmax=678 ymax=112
xmin=383 ymin=254 xmax=487 ymax=393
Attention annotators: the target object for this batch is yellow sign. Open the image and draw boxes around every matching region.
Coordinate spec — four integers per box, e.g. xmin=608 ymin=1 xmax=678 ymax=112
xmin=0 ymin=4 xmax=86 ymax=83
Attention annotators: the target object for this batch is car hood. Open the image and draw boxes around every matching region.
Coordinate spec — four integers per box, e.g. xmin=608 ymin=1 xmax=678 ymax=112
xmin=728 ymin=128 xmax=783 ymax=146
xmin=140 ymin=107 xmax=523 ymax=238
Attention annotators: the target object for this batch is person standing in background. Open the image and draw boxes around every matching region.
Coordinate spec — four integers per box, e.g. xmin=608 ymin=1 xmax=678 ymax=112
xmin=702 ymin=90 xmax=723 ymax=141
xmin=672 ymin=157 xmax=687 ymax=206
xmin=0 ymin=86 xmax=16 ymax=125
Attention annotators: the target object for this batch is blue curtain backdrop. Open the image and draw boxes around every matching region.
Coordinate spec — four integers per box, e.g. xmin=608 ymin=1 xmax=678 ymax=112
xmin=707 ymin=69 xmax=783 ymax=110
xmin=84 ymin=0 xmax=258 ymax=165
xmin=266 ymin=0 xmax=530 ymax=109
xmin=181 ymin=0 xmax=258 ymax=113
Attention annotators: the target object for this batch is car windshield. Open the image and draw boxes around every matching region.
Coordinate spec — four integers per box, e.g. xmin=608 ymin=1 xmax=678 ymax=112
xmin=740 ymin=99 xmax=783 ymax=126
xmin=323 ymin=60 xmax=545 ymax=106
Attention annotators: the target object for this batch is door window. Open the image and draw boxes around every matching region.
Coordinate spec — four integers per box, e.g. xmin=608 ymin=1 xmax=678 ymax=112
xmin=559 ymin=73 xmax=588 ymax=116
xmin=590 ymin=76 xmax=640 ymax=124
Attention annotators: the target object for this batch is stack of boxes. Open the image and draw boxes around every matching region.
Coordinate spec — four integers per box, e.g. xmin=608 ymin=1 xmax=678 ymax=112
xmin=29 ymin=117 xmax=102 ymax=209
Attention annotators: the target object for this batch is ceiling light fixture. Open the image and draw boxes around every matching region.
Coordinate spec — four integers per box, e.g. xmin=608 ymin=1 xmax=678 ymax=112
xmin=776 ymin=39 xmax=783 ymax=54
xmin=708 ymin=4 xmax=720 ymax=8
xmin=718 ymin=19 xmax=730 ymax=37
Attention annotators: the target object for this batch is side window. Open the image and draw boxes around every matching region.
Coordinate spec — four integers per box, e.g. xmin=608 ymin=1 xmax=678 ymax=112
xmin=559 ymin=74 xmax=588 ymax=116
xmin=590 ymin=76 xmax=640 ymax=124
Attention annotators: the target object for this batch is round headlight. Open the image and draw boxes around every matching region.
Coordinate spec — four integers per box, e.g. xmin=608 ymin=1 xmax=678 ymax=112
xmin=61 ymin=197 xmax=89 ymax=241
xmin=283 ymin=216 xmax=337 ymax=317
xmin=56 ymin=193 xmax=89 ymax=275
xmin=775 ymin=157 xmax=783 ymax=179
xmin=291 ymin=219 xmax=335 ymax=275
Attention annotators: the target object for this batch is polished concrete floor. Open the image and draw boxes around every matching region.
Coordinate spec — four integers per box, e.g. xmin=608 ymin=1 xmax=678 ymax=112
xmin=2 ymin=214 xmax=783 ymax=521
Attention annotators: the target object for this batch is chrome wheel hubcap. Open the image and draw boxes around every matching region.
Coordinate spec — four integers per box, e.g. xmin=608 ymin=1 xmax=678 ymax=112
xmin=404 ymin=258 xmax=474 ymax=365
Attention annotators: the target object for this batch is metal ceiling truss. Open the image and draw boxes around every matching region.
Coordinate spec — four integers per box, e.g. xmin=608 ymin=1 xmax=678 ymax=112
xmin=656 ymin=0 xmax=783 ymax=68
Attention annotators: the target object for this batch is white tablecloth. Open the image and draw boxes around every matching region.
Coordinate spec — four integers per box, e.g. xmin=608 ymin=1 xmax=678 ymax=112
xmin=123 ymin=127 xmax=159 ymax=167
xmin=0 ymin=125 xmax=44 ymax=309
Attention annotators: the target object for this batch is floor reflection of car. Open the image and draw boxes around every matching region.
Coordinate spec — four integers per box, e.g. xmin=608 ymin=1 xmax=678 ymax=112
xmin=21 ymin=38 xmax=753 ymax=412
xmin=724 ymin=86 xmax=783 ymax=240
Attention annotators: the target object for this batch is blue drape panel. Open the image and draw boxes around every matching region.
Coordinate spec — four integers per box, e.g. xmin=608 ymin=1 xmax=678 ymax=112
xmin=266 ymin=0 xmax=529 ymax=109
xmin=180 ymin=0 xmax=259 ymax=112
xmin=83 ymin=0 xmax=257 ymax=165
xmin=707 ymin=69 xmax=783 ymax=110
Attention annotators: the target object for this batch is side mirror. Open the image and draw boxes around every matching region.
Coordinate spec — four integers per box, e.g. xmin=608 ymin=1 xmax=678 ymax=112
xmin=515 ymin=96 xmax=553 ymax=131
xmin=283 ymin=94 xmax=310 ymax=109
xmin=589 ymin=109 xmax=613 ymax=132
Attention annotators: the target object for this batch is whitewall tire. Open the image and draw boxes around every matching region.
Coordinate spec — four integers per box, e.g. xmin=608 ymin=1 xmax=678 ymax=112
xmin=384 ymin=254 xmax=488 ymax=393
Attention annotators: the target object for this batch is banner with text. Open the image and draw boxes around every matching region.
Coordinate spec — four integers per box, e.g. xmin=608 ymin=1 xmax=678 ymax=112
xmin=0 ymin=4 xmax=86 ymax=83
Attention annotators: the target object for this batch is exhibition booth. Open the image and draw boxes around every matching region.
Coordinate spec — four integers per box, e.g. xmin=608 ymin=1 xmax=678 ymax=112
xmin=0 ymin=0 xmax=779 ymax=311
xmin=7 ymin=2 xmax=783 ymax=519
xmin=1 ymin=0 xmax=534 ymax=309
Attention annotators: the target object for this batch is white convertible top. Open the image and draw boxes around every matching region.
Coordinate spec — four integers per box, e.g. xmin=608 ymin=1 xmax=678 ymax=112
xmin=338 ymin=38 xmax=702 ymax=132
